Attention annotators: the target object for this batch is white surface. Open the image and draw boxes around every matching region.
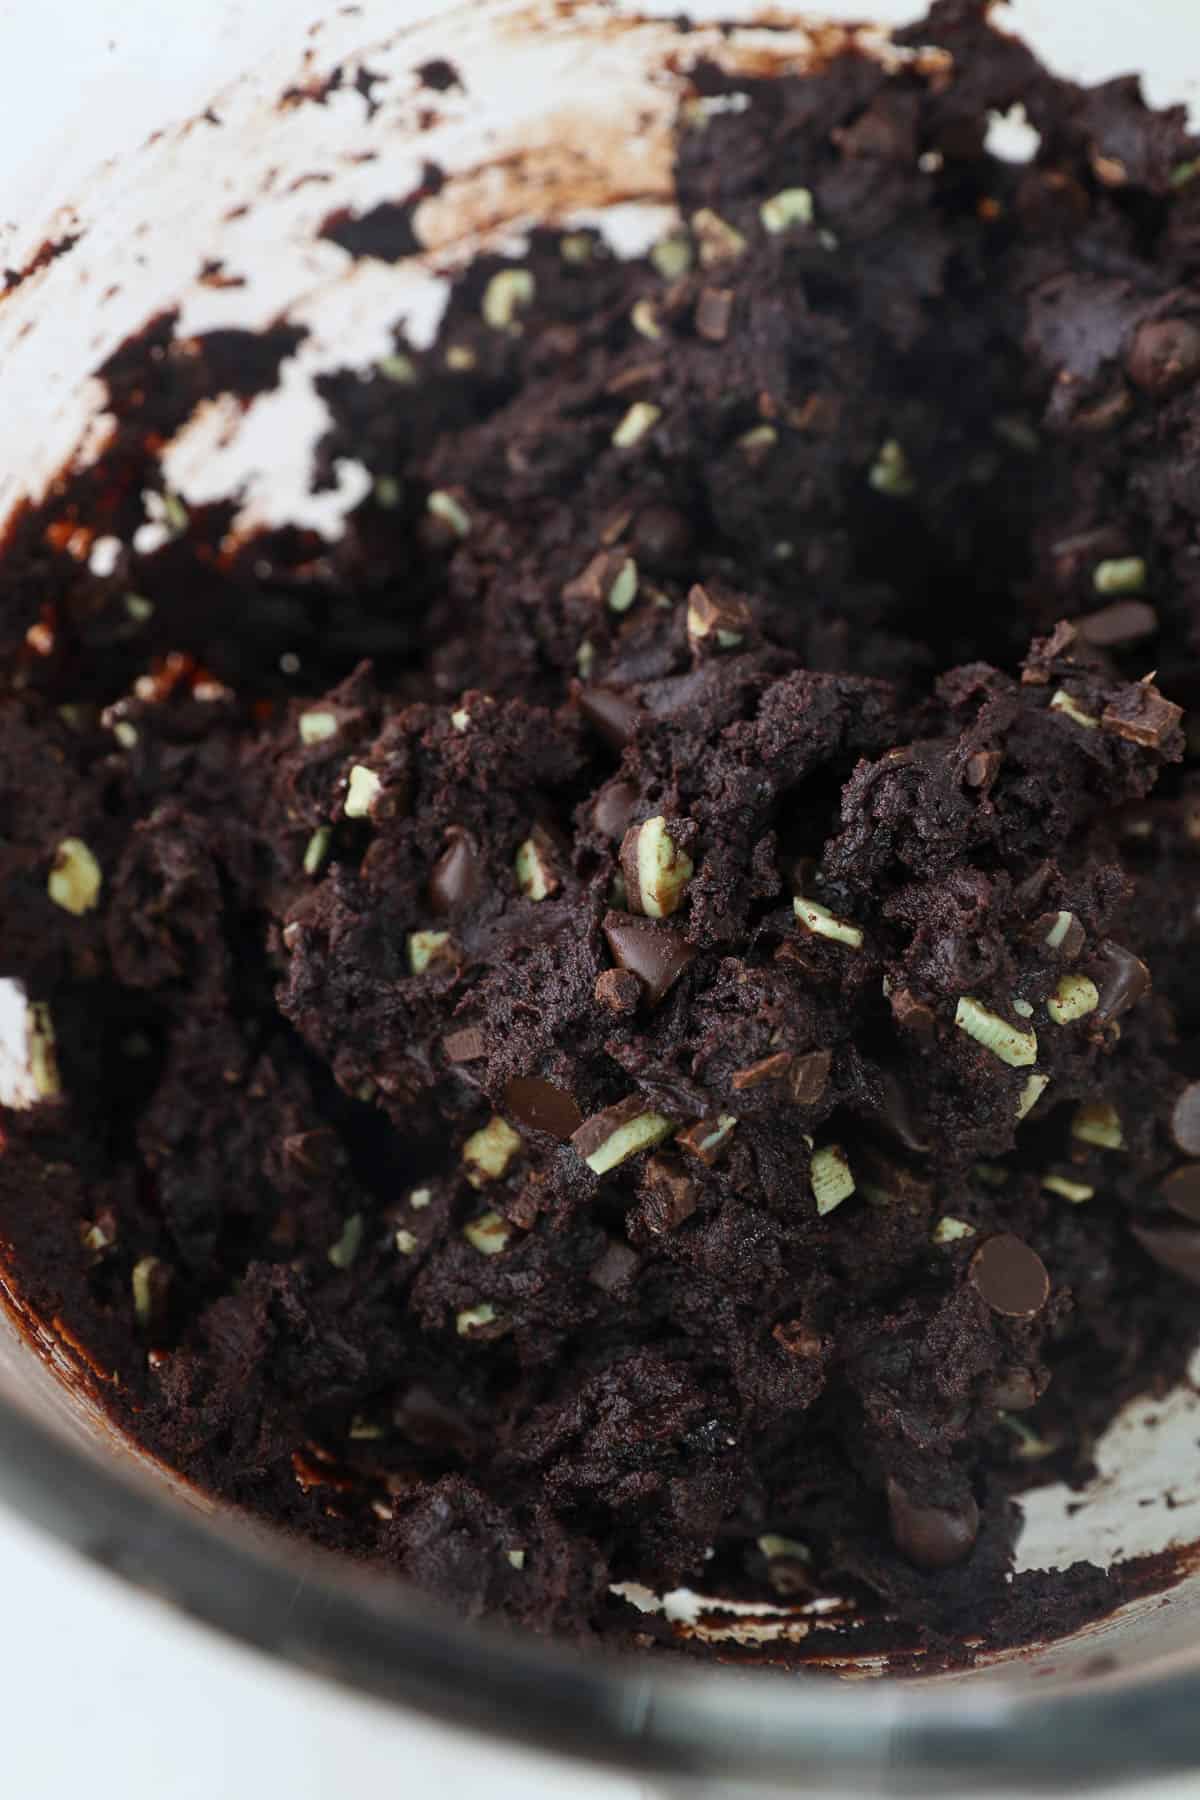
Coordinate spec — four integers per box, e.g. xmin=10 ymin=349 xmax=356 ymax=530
xmin=0 ymin=1504 xmax=637 ymax=1800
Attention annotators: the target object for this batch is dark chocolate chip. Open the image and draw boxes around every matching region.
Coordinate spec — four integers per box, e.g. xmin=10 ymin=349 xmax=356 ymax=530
xmin=1077 ymin=600 xmax=1158 ymax=648
xmin=694 ymin=286 xmax=733 ymax=342
xmin=772 ymin=1319 xmax=825 ymax=1359
xmin=443 ymin=1025 xmax=486 ymax=1063
xmin=1130 ymin=1223 xmax=1200 ymax=1289
xmin=731 ymin=1050 xmax=793 ymax=1091
xmin=886 ymin=1477 xmax=979 ymax=1571
xmin=969 ymin=1234 xmax=1050 ymax=1318
xmin=588 ymin=1239 xmax=641 ymax=1293
xmin=591 ymin=778 xmax=640 ymax=841
xmin=1169 ymin=1083 xmax=1200 ymax=1157
xmin=889 ymin=987 xmax=936 ymax=1042
xmin=988 ymin=1368 xmax=1039 ymax=1411
xmin=428 ymin=827 xmax=482 ymax=915
xmin=1126 ymin=318 xmax=1200 ymax=395
xmin=1090 ymin=940 xmax=1150 ymax=1021
xmin=631 ymin=503 xmax=692 ymax=570
xmin=282 ymin=1129 xmax=344 ymax=1178
xmin=1162 ymin=1163 xmax=1200 ymax=1223
xmin=964 ymin=749 xmax=1000 ymax=788
xmin=502 ymin=1075 xmax=583 ymax=1141
xmin=603 ymin=909 xmax=696 ymax=1006
xmin=635 ymin=1155 xmax=698 ymax=1234
xmin=790 ymin=1048 xmax=832 ymax=1107
xmin=1101 ymin=679 xmax=1183 ymax=749
xmin=578 ymin=685 xmax=645 ymax=750
xmin=875 ymin=1072 xmax=928 ymax=1151
xmin=595 ymin=967 xmax=642 ymax=1013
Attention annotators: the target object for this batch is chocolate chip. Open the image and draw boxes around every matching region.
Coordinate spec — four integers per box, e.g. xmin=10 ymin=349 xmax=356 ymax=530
xmin=591 ymin=779 xmax=639 ymax=841
xmin=1090 ymin=940 xmax=1150 ymax=1021
xmin=631 ymin=503 xmax=692 ymax=570
xmin=502 ymin=1075 xmax=583 ymax=1141
xmin=281 ymin=1129 xmax=344 ymax=1179
xmin=634 ymin=1154 xmax=698 ymax=1234
xmin=587 ymin=1238 xmax=640 ymax=1293
xmin=790 ymin=1048 xmax=832 ymax=1107
xmin=731 ymin=1050 xmax=793 ymax=1091
xmin=1077 ymin=600 xmax=1158 ymax=648
xmin=1162 ymin=1164 xmax=1200 ymax=1223
xmin=1101 ymin=679 xmax=1183 ymax=749
xmin=694 ymin=286 xmax=733 ymax=342
xmin=1169 ymin=1083 xmax=1200 ymax=1157
xmin=964 ymin=749 xmax=1000 ymax=788
xmin=1130 ymin=1223 xmax=1200 ymax=1288
xmin=578 ymin=685 xmax=645 ymax=750
xmin=877 ymin=1072 xmax=928 ymax=1151
xmin=969 ymin=1234 xmax=1050 ymax=1318
xmin=889 ymin=987 xmax=936 ymax=1042
xmin=1126 ymin=318 xmax=1200 ymax=395
xmin=885 ymin=1477 xmax=979 ymax=1571
xmin=988 ymin=1368 xmax=1039 ymax=1411
xmin=443 ymin=1025 xmax=486 ymax=1063
xmin=602 ymin=910 xmax=696 ymax=1006
xmin=595 ymin=967 xmax=642 ymax=1013
xmin=428 ymin=827 xmax=482 ymax=915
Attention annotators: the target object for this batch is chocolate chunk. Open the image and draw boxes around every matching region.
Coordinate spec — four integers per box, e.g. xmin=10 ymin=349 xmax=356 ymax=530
xmin=790 ymin=1048 xmax=832 ymax=1107
xmin=631 ymin=503 xmax=692 ymax=570
xmin=1169 ymin=1083 xmax=1200 ymax=1157
xmin=886 ymin=1477 xmax=979 ymax=1571
xmin=578 ymin=685 xmax=645 ymax=750
xmin=1090 ymin=940 xmax=1151 ymax=1021
xmin=1126 ymin=318 xmax=1200 ymax=394
xmin=428 ymin=827 xmax=482 ymax=915
xmin=443 ymin=1025 xmax=486 ymax=1063
xmin=686 ymin=583 xmax=750 ymax=649
xmin=676 ymin=1115 xmax=737 ymax=1166
xmin=591 ymin=779 xmax=639 ymax=841
xmin=695 ymin=286 xmax=733 ymax=342
xmin=502 ymin=1075 xmax=583 ymax=1141
xmin=595 ymin=967 xmax=642 ymax=1013
xmin=1162 ymin=1164 xmax=1200 ymax=1223
xmin=634 ymin=1155 xmax=698 ymax=1234
xmin=969 ymin=1234 xmax=1050 ymax=1318
xmin=731 ymin=1050 xmax=793 ymax=1091
xmin=889 ymin=987 xmax=936 ymax=1042
xmin=1032 ymin=910 xmax=1086 ymax=960
xmin=1101 ymin=680 xmax=1183 ymax=749
xmin=1130 ymin=1223 xmax=1200 ymax=1288
xmin=988 ymin=1368 xmax=1039 ymax=1411
xmin=587 ymin=1239 xmax=640 ymax=1292
xmin=570 ymin=1092 xmax=675 ymax=1173
xmin=1077 ymin=600 xmax=1158 ymax=647
xmin=602 ymin=910 xmax=696 ymax=1006
xmin=877 ymin=1072 xmax=928 ymax=1151
xmin=964 ymin=749 xmax=1000 ymax=788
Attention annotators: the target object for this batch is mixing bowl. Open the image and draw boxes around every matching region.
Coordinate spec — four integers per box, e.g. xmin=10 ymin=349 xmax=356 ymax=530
xmin=1 ymin=1 xmax=1199 ymax=1790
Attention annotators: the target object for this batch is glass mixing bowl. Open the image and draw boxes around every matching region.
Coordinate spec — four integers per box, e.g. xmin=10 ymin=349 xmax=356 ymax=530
xmin=2 ymin=1 xmax=1200 ymax=1791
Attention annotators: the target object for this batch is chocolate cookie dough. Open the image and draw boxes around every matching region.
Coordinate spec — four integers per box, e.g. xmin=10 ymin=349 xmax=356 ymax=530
xmin=1 ymin=0 xmax=1200 ymax=1661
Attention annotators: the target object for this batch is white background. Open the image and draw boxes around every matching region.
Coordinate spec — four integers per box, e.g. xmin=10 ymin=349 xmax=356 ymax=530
xmin=0 ymin=2 xmax=1197 ymax=1797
